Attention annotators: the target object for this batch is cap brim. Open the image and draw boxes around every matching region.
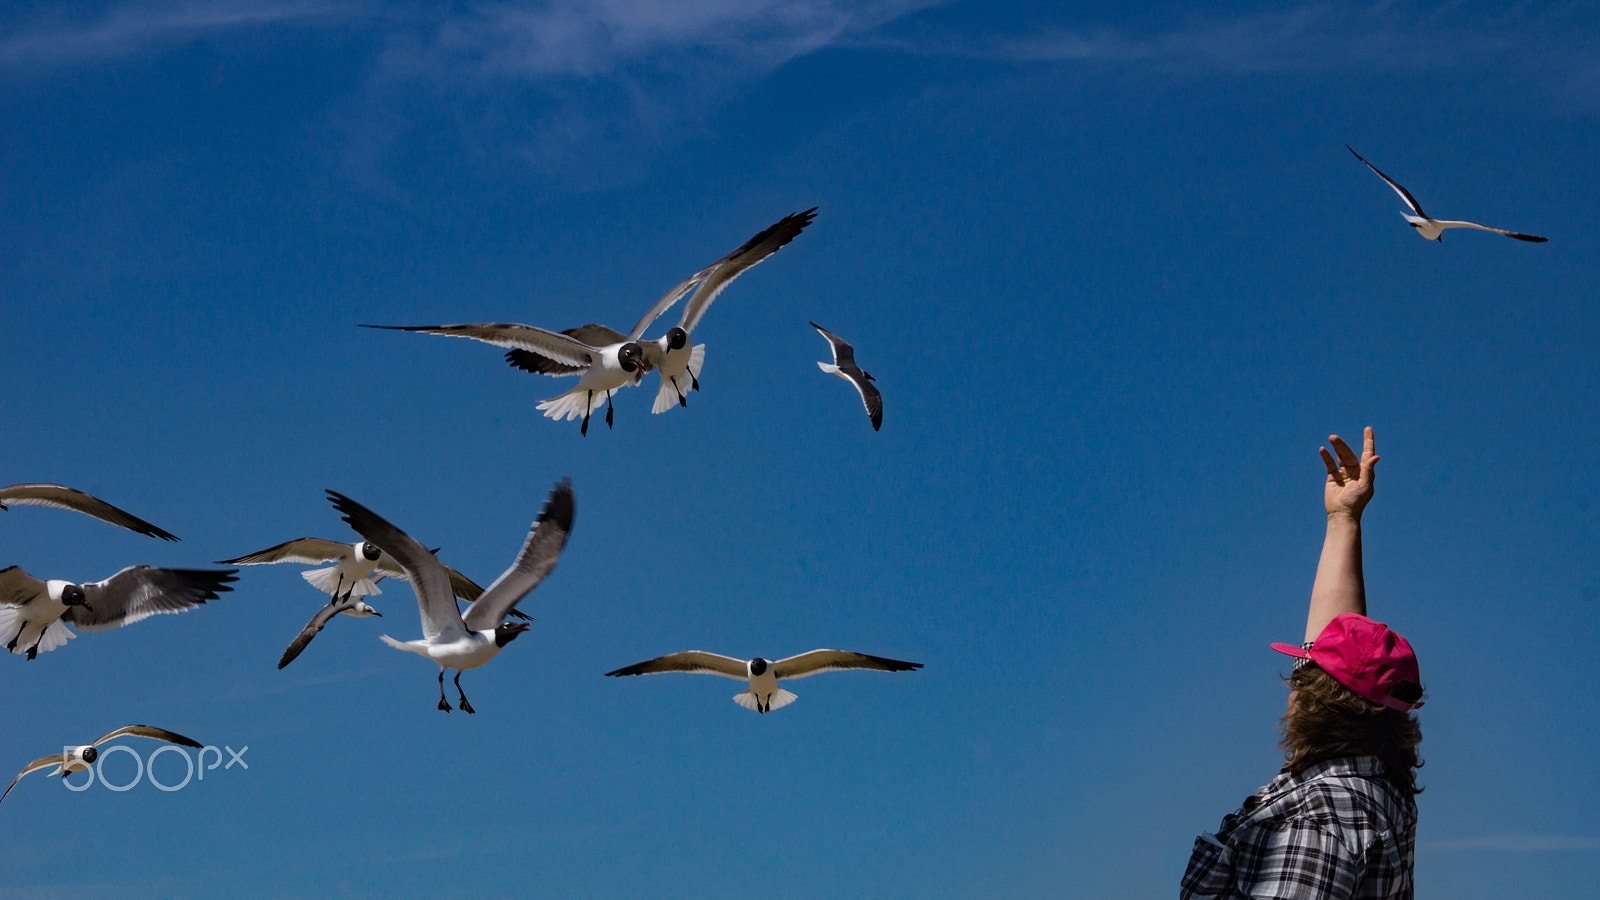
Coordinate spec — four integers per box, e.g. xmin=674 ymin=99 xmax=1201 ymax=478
xmin=1270 ymin=642 xmax=1311 ymax=658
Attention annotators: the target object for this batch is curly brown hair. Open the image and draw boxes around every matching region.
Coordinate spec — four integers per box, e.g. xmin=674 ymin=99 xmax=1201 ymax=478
xmin=1280 ymin=664 xmax=1424 ymax=796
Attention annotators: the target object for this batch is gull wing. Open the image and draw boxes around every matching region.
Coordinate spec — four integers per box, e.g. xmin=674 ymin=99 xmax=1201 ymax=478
xmin=0 ymin=483 xmax=178 ymax=541
xmin=812 ymin=323 xmax=883 ymax=431
xmin=277 ymin=593 xmax=362 ymax=669
xmin=811 ymin=322 xmax=857 ymax=368
xmin=65 ymin=567 xmax=237 ymax=632
xmin=462 ymin=479 xmax=575 ymax=631
xmin=604 ymin=650 xmax=749 ymax=680
xmin=1348 ymin=146 xmax=1427 ymax=218
xmin=363 ymin=323 xmax=602 ymax=369
xmin=1 ymin=755 xmax=67 ymax=805
xmin=218 ymin=537 xmax=351 ymax=566
xmin=506 ymin=324 xmax=629 ymax=375
xmin=675 ymin=208 xmax=818 ymax=334
xmin=1430 ymin=219 xmax=1548 ymax=242
xmin=90 ymin=725 xmax=203 ymax=749
xmin=772 ymin=650 xmax=923 ymax=681
xmin=370 ymin=553 xmax=486 ymax=604
xmin=0 ymin=566 xmax=47 ymax=606
xmin=326 ymin=491 xmax=462 ymax=641
xmin=626 ymin=275 xmax=703 ymax=340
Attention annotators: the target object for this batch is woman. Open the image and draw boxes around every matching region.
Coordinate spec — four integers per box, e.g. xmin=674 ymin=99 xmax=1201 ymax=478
xmin=1181 ymin=427 xmax=1425 ymax=899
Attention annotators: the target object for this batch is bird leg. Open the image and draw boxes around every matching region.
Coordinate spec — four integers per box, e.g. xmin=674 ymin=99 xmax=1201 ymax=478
xmin=454 ymin=671 xmax=475 ymax=715
xmin=437 ymin=670 xmax=452 ymax=712
xmin=690 ymin=370 xmax=700 ymax=392
xmin=604 ymin=390 xmax=615 ymax=429
xmin=580 ymin=392 xmax=593 ymax=437
xmin=674 ymin=375 xmax=688 ymax=408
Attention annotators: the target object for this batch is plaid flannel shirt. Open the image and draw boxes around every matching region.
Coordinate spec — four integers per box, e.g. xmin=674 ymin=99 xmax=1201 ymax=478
xmin=1181 ymin=757 xmax=1416 ymax=900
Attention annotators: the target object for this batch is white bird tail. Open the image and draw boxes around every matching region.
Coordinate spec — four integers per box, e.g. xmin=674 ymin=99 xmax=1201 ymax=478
xmin=0 ymin=607 xmax=76 ymax=655
xmin=733 ymin=688 xmax=798 ymax=713
xmin=538 ymin=388 xmax=610 ymax=422
xmin=652 ymin=344 xmax=707 ymax=414
xmin=302 ymin=567 xmax=382 ymax=597
xmin=379 ymin=634 xmax=433 ymax=658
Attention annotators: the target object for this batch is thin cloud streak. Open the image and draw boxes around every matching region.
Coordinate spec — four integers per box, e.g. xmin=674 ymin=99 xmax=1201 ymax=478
xmin=1426 ymin=834 xmax=1600 ymax=852
xmin=0 ymin=0 xmax=355 ymax=67
xmin=871 ymin=4 xmax=1518 ymax=74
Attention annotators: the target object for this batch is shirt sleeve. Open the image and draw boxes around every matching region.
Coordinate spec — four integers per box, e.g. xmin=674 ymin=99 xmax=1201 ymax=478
xmin=1227 ymin=816 xmax=1363 ymax=900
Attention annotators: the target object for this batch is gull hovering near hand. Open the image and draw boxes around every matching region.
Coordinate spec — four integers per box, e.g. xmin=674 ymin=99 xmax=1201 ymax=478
xmin=1 ymin=483 xmax=178 ymax=541
xmin=0 ymin=565 xmax=236 ymax=660
xmin=1347 ymin=146 xmax=1548 ymax=243
xmin=364 ymin=322 xmax=645 ymax=436
xmin=326 ymin=479 xmax=574 ymax=713
xmin=605 ymin=649 xmax=921 ymax=713
xmin=2 ymin=725 xmax=203 ymax=805
xmin=811 ymin=323 xmax=882 ymax=431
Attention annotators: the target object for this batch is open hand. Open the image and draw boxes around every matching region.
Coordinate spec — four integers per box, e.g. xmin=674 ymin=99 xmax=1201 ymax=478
xmin=1320 ymin=426 xmax=1379 ymax=520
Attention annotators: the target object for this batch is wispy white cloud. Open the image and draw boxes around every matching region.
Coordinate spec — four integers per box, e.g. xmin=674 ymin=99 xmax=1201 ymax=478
xmin=1426 ymin=833 xmax=1600 ymax=852
xmin=873 ymin=4 xmax=1519 ymax=74
xmin=0 ymin=0 xmax=354 ymax=67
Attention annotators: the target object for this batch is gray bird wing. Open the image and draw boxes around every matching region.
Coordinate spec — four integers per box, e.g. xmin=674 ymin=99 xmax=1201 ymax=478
xmin=0 ymin=566 xmax=47 ymax=606
xmin=772 ymin=650 xmax=923 ymax=681
xmin=462 ymin=479 xmax=575 ymax=631
xmin=505 ymin=324 xmax=630 ymax=375
xmin=64 ymin=567 xmax=237 ymax=632
xmin=362 ymin=322 xmax=601 ymax=369
xmin=1347 ymin=145 xmax=1427 ymax=218
xmin=1 ymin=755 xmax=66 ymax=805
xmin=370 ymin=553 xmax=485 ymax=604
xmin=674 ymin=208 xmax=818 ymax=334
xmin=277 ymin=594 xmax=362 ymax=669
xmin=0 ymin=483 xmax=179 ymax=541
xmin=811 ymin=321 xmax=857 ymax=368
xmin=217 ymin=537 xmax=351 ymax=566
xmin=604 ymin=650 xmax=749 ymax=680
xmin=325 ymin=491 xmax=462 ymax=641
xmin=1430 ymin=219 xmax=1548 ymax=241
xmin=90 ymin=725 xmax=203 ymax=749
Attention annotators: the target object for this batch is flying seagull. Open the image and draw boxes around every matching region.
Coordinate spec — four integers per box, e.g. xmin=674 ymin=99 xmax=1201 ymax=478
xmin=2 ymin=725 xmax=204 ymax=805
xmin=326 ymin=479 xmax=574 ymax=713
xmin=0 ymin=483 xmax=178 ymax=541
xmin=509 ymin=208 xmax=820 ymax=414
xmin=0 ymin=565 xmax=236 ymax=660
xmin=1347 ymin=145 xmax=1547 ymax=243
xmin=218 ymin=538 xmax=494 ymax=608
xmin=365 ymin=323 xmax=645 ymax=436
xmin=276 ymin=586 xmax=369 ymax=669
xmin=605 ymin=649 xmax=922 ymax=713
xmin=811 ymin=323 xmax=882 ymax=431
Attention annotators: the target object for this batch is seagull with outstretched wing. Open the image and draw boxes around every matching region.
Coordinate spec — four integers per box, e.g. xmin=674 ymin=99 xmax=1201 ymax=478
xmin=2 ymin=725 xmax=203 ymax=805
xmin=811 ymin=323 xmax=882 ymax=431
xmin=1347 ymin=145 xmax=1547 ymax=243
xmin=0 ymin=565 xmax=236 ymax=660
xmin=364 ymin=322 xmax=645 ymax=436
xmin=606 ymin=649 xmax=921 ymax=713
xmin=1 ymin=483 xmax=178 ymax=541
xmin=326 ymin=479 xmax=574 ymax=713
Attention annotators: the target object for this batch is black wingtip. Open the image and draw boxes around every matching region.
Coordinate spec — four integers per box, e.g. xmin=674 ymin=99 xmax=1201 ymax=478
xmin=540 ymin=478 xmax=576 ymax=533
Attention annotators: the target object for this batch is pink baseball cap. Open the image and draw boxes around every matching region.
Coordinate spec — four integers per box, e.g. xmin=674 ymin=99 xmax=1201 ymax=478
xmin=1272 ymin=614 xmax=1424 ymax=711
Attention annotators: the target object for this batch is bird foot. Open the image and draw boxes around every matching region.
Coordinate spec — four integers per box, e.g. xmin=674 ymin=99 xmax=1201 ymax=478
xmin=458 ymin=697 xmax=476 ymax=715
xmin=438 ymin=698 xmax=452 ymax=712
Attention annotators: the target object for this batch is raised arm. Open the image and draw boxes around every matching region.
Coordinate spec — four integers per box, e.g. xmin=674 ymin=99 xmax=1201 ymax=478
xmin=1305 ymin=427 xmax=1379 ymax=642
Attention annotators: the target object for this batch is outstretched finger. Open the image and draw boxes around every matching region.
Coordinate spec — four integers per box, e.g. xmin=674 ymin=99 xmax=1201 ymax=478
xmin=1329 ymin=434 xmax=1360 ymax=473
xmin=1362 ymin=426 xmax=1377 ymax=463
xmin=1320 ymin=446 xmax=1344 ymax=483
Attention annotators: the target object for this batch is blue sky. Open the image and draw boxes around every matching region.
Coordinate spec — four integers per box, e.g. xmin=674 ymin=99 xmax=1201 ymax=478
xmin=2 ymin=1 xmax=1598 ymax=897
